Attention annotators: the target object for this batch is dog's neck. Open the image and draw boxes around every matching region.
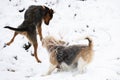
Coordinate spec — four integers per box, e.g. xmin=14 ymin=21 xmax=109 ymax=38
xmin=46 ymin=45 xmax=58 ymax=53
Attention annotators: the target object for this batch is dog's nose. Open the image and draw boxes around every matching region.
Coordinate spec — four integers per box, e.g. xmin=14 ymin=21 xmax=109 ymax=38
xmin=46 ymin=22 xmax=49 ymax=25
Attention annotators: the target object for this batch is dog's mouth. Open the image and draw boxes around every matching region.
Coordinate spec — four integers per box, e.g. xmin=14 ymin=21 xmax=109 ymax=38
xmin=45 ymin=22 xmax=49 ymax=25
xmin=44 ymin=16 xmax=52 ymax=25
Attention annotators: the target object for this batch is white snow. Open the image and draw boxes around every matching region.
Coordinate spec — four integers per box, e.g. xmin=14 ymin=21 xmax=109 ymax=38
xmin=0 ymin=0 xmax=120 ymax=80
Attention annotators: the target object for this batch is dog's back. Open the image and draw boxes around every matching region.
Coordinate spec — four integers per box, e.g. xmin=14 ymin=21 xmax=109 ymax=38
xmin=56 ymin=45 xmax=85 ymax=65
xmin=24 ymin=5 xmax=44 ymax=23
xmin=4 ymin=5 xmax=53 ymax=32
xmin=56 ymin=37 xmax=93 ymax=65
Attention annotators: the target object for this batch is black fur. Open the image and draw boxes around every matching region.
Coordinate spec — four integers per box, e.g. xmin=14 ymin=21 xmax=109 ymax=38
xmin=19 ymin=8 xmax=25 ymax=13
xmin=56 ymin=45 xmax=84 ymax=65
xmin=4 ymin=5 xmax=53 ymax=33
xmin=24 ymin=5 xmax=52 ymax=25
xmin=4 ymin=26 xmax=28 ymax=32
xmin=24 ymin=5 xmax=44 ymax=24
xmin=23 ymin=42 xmax=31 ymax=50
xmin=4 ymin=5 xmax=54 ymax=63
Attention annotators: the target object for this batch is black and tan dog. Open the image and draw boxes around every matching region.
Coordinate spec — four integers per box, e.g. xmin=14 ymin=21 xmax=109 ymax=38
xmin=42 ymin=36 xmax=94 ymax=75
xmin=4 ymin=5 xmax=54 ymax=63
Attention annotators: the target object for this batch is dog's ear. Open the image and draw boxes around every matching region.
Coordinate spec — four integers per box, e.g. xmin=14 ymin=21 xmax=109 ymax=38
xmin=40 ymin=6 xmax=46 ymax=16
xmin=49 ymin=9 xmax=54 ymax=14
xmin=58 ymin=40 xmax=66 ymax=45
xmin=39 ymin=6 xmax=48 ymax=16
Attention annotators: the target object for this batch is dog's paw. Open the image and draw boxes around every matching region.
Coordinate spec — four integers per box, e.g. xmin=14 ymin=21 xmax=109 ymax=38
xmin=37 ymin=60 xmax=42 ymax=63
xmin=72 ymin=71 xmax=81 ymax=77
xmin=41 ymin=74 xmax=49 ymax=77
xmin=3 ymin=43 xmax=7 ymax=48
xmin=31 ymin=53 xmax=34 ymax=56
xmin=80 ymin=67 xmax=87 ymax=74
xmin=41 ymin=74 xmax=46 ymax=77
xmin=23 ymin=42 xmax=31 ymax=51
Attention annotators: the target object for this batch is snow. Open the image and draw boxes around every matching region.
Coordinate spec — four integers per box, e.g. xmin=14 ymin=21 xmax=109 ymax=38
xmin=0 ymin=0 xmax=120 ymax=80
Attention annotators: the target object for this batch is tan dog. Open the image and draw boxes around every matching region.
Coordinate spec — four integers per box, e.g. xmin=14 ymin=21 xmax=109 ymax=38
xmin=42 ymin=36 xmax=94 ymax=76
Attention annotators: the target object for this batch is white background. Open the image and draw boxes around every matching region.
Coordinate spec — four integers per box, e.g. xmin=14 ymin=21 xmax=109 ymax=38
xmin=0 ymin=0 xmax=120 ymax=80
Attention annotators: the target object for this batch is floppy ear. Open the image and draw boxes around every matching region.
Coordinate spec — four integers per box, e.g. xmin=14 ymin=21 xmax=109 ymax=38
xmin=58 ymin=40 xmax=66 ymax=45
xmin=50 ymin=9 xmax=54 ymax=14
xmin=39 ymin=6 xmax=48 ymax=17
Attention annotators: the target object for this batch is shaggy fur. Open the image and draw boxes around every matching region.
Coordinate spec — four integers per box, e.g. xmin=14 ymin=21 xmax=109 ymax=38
xmin=4 ymin=5 xmax=54 ymax=63
xmin=56 ymin=45 xmax=83 ymax=65
xmin=42 ymin=36 xmax=94 ymax=75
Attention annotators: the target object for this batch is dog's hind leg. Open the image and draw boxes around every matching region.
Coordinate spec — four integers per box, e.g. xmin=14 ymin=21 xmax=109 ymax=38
xmin=6 ymin=32 xmax=18 ymax=46
xmin=77 ymin=58 xmax=87 ymax=74
xmin=73 ymin=57 xmax=87 ymax=76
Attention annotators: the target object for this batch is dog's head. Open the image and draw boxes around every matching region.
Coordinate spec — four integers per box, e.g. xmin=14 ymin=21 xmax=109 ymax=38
xmin=42 ymin=6 xmax=54 ymax=25
xmin=42 ymin=36 xmax=66 ymax=48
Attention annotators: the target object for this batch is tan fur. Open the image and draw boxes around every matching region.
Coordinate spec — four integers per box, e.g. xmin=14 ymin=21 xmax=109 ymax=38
xmin=4 ymin=5 xmax=54 ymax=63
xmin=42 ymin=36 xmax=66 ymax=49
xmin=42 ymin=36 xmax=94 ymax=76
xmin=50 ymin=51 xmax=59 ymax=65
xmin=74 ymin=46 xmax=93 ymax=64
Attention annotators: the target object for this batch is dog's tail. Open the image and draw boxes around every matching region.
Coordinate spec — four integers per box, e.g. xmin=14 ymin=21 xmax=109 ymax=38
xmin=4 ymin=26 xmax=27 ymax=32
xmin=85 ymin=37 xmax=93 ymax=48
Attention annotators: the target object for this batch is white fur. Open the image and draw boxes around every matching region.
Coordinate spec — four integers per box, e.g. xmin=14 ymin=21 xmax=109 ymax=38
xmin=77 ymin=57 xmax=87 ymax=74
xmin=72 ymin=57 xmax=87 ymax=76
xmin=58 ymin=62 xmax=77 ymax=72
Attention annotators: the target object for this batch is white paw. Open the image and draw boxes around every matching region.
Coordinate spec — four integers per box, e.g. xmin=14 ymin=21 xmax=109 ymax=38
xmin=41 ymin=73 xmax=49 ymax=77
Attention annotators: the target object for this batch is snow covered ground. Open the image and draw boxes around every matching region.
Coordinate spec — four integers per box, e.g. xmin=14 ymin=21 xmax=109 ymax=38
xmin=0 ymin=0 xmax=120 ymax=80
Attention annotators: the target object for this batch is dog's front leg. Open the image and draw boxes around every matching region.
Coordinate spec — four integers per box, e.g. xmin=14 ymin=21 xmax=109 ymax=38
xmin=33 ymin=43 xmax=41 ymax=63
xmin=37 ymin=23 xmax=43 ymax=41
xmin=42 ymin=63 xmax=57 ymax=76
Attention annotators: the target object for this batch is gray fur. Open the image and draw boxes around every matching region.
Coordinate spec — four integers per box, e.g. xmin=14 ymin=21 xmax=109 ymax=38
xmin=56 ymin=45 xmax=86 ymax=65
